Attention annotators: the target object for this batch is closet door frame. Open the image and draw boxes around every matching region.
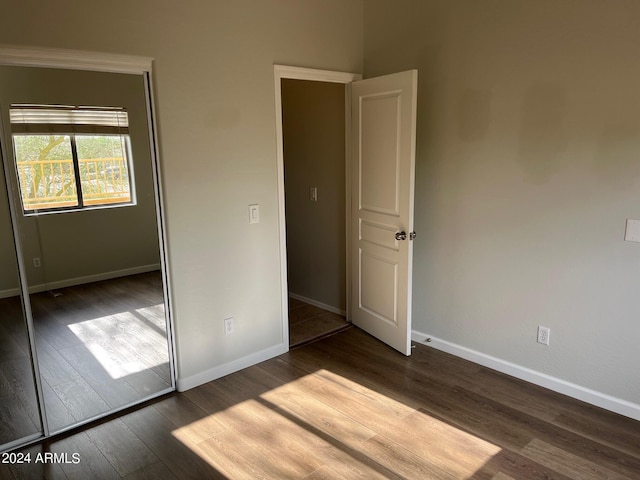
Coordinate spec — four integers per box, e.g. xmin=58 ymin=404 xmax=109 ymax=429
xmin=0 ymin=45 xmax=176 ymax=445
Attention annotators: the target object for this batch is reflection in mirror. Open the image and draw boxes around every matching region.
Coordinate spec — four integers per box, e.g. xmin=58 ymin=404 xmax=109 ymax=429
xmin=0 ymin=65 xmax=173 ymax=435
xmin=0 ymin=147 xmax=42 ymax=449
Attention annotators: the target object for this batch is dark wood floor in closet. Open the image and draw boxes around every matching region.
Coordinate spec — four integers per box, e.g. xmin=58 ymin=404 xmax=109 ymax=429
xmin=288 ymin=297 xmax=349 ymax=347
xmin=3 ymin=326 xmax=639 ymax=479
xmin=0 ymin=272 xmax=171 ymax=442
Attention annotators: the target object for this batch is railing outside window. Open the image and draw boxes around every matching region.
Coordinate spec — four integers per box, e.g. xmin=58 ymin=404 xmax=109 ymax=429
xmin=16 ymin=156 xmax=131 ymax=211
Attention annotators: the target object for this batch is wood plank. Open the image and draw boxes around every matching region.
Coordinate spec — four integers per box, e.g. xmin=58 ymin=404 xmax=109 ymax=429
xmin=290 ymin=313 xmax=350 ymax=346
xmin=0 ymin=393 xmax=39 ymax=445
xmin=120 ymin=404 xmax=221 ymax=479
xmin=553 ymin=411 xmax=640 ymax=460
xmin=57 ymin=343 xmax=142 ymax=410
xmin=34 ymin=335 xmax=81 ymax=388
xmin=1 ymin=442 xmax=69 ymax=480
xmin=289 ymin=303 xmax=327 ymax=325
xmin=84 ymin=419 xmax=158 ymax=477
xmin=288 ymin=300 xmax=349 ymax=347
xmin=358 ymin=434 xmax=455 ymax=480
xmin=248 ymin=366 xmax=378 ymax=446
xmin=193 ymin=430 xmax=276 ymax=479
xmin=0 ymin=358 xmax=41 ymax=423
xmin=41 ymin=378 xmax=77 ymax=433
xmin=49 ymin=431 xmax=121 ymax=480
xmin=391 ymin=409 xmax=503 ymax=479
xmin=123 ymin=461 xmax=178 ymax=480
xmin=191 ymin=381 xmax=324 ymax=478
xmin=153 ymin=394 xmax=226 ymax=445
xmin=521 ymin=438 xmax=633 ymax=480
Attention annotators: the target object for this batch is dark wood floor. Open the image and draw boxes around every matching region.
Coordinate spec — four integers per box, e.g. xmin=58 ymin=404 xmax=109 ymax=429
xmin=288 ymin=297 xmax=349 ymax=347
xmin=2 ymin=327 xmax=639 ymax=479
xmin=0 ymin=272 xmax=172 ymax=446
xmin=31 ymin=272 xmax=172 ymax=433
xmin=0 ymin=296 xmax=41 ymax=446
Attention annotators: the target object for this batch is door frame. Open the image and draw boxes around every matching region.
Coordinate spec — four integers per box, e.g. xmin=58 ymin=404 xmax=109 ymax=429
xmin=273 ymin=65 xmax=361 ymax=346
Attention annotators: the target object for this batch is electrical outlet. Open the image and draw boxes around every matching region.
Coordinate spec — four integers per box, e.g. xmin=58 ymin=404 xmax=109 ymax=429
xmin=224 ymin=317 xmax=234 ymax=335
xmin=537 ymin=326 xmax=550 ymax=346
xmin=33 ymin=257 xmax=41 ymax=268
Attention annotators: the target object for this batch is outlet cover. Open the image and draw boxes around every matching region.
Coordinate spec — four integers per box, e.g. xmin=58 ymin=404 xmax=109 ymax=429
xmin=537 ymin=326 xmax=550 ymax=346
xmin=224 ymin=317 xmax=234 ymax=335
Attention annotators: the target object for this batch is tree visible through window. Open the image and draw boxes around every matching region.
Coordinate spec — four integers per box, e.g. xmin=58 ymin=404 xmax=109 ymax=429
xmin=10 ymin=106 xmax=134 ymax=213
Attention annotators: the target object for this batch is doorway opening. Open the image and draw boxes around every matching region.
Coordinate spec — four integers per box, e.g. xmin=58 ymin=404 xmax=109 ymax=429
xmin=281 ymin=78 xmax=350 ymax=347
xmin=274 ymin=66 xmax=360 ymax=348
xmin=275 ymin=65 xmax=418 ymax=356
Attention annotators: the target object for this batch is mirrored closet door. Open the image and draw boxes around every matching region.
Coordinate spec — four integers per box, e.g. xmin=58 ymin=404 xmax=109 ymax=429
xmin=0 ymin=62 xmax=174 ymax=449
xmin=0 ymin=147 xmax=42 ymax=450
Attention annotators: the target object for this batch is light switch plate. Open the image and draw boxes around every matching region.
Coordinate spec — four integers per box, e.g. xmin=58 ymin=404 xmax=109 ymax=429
xmin=624 ymin=219 xmax=640 ymax=242
xmin=249 ymin=204 xmax=259 ymax=224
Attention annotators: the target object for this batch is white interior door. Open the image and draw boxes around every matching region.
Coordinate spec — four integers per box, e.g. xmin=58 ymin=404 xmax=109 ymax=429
xmin=350 ymin=70 xmax=417 ymax=355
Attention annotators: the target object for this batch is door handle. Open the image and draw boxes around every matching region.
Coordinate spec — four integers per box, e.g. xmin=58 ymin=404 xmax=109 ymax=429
xmin=395 ymin=231 xmax=407 ymax=241
xmin=409 ymin=231 xmax=416 ymax=240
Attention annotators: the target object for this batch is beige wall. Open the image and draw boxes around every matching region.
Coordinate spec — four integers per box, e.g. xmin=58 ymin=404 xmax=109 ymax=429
xmin=0 ymin=0 xmax=364 ymax=384
xmin=0 ymin=67 xmax=160 ymax=291
xmin=4 ymin=0 xmax=639 ymax=414
xmin=282 ymin=79 xmax=346 ymax=311
xmin=364 ymin=0 xmax=640 ymax=406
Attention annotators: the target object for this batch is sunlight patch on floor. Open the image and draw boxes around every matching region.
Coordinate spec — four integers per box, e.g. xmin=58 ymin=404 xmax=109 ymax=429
xmin=411 ymin=408 xmax=502 ymax=478
xmin=135 ymin=305 xmax=167 ymax=332
xmin=67 ymin=305 xmax=168 ymax=379
xmin=172 ymin=369 xmax=504 ymax=479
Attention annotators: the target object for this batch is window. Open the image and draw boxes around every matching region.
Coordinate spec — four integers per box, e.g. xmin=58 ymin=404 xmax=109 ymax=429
xmin=10 ymin=106 xmax=134 ymax=214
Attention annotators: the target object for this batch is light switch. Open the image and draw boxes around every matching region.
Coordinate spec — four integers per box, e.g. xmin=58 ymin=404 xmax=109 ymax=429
xmin=624 ymin=219 xmax=640 ymax=242
xmin=310 ymin=187 xmax=318 ymax=202
xmin=249 ymin=204 xmax=259 ymax=224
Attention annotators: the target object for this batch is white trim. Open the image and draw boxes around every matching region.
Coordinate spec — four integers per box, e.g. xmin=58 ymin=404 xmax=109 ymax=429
xmin=176 ymin=343 xmax=288 ymax=392
xmin=0 ymin=44 xmax=152 ymax=74
xmin=274 ymin=65 xmax=361 ymax=84
xmin=0 ymin=287 xmax=20 ymax=299
xmin=412 ymin=330 xmax=640 ymax=422
xmin=289 ymin=292 xmax=346 ymax=316
xmin=0 ymin=84 xmax=51 ymax=436
xmin=0 ymin=265 xmax=161 ymax=299
xmin=344 ymin=82 xmax=354 ymax=323
xmin=0 ymin=264 xmax=161 ymax=298
xmin=143 ymin=71 xmax=178 ymax=392
xmin=273 ymin=65 xmax=361 ymax=348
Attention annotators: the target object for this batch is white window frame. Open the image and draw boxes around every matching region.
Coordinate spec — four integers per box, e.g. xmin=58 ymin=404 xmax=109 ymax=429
xmin=11 ymin=106 xmax=136 ymax=215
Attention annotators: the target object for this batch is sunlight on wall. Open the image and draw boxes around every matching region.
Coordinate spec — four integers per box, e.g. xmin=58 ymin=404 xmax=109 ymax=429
xmin=171 ymin=369 xmax=502 ymax=478
xmin=67 ymin=304 xmax=167 ymax=379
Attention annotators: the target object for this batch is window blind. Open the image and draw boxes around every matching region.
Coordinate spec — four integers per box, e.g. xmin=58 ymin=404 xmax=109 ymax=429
xmin=10 ymin=106 xmax=129 ymax=134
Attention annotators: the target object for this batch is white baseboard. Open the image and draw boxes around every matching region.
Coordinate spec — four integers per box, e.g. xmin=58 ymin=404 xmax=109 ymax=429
xmin=176 ymin=343 xmax=289 ymax=392
xmin=412 ymin=329 xmax=640 ymax=422
xmin=0 ymin=287 xmax=20 ymax=299
xmin=289 ymin=292 xmax=346 ymax=316
xmin=0 ymin=264 xmax=161 ymax=299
